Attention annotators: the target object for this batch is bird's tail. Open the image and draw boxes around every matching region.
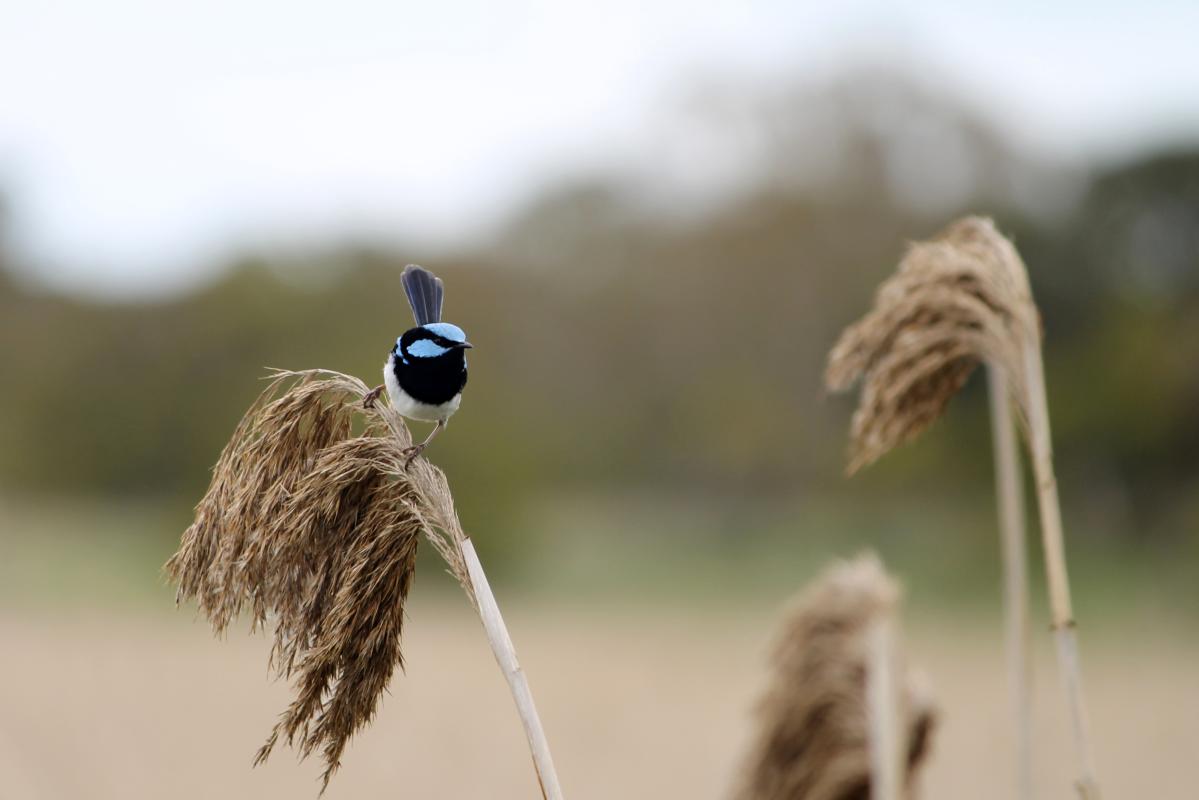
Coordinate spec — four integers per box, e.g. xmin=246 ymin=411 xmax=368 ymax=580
xmin=402 ymin=265 xmax=444 ymax=326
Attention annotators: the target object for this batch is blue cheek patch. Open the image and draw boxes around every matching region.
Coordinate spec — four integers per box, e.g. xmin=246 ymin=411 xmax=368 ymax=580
xmin=406 ymin=339 xmax=450 ymax=358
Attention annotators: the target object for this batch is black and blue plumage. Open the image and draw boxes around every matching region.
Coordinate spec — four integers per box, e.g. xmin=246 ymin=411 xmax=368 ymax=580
xmin=365 ymin=265 xmax=471 ymax=460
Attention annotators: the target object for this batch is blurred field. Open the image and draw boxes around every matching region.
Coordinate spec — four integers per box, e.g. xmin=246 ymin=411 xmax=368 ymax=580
xmin=2 ymin=490 xmax=1197 ymax=798
xmin=2 ymin=596 xmax=1196 ymax=800
xmin=1 ymin=496 xmax=1195 ymax=799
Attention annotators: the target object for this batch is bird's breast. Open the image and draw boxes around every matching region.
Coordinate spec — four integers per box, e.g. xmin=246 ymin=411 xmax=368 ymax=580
xmin=384 ymin=351 xmax=467 ymax=421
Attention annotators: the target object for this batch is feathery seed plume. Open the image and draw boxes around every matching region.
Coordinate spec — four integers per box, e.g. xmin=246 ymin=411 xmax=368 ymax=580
xmin=166 ymin=369 xmax=471 ymax=791
xmin=732 ymin=554 xmax=935 ymax=800
xmin=825 ymin=216 xmax=1036 ymax=473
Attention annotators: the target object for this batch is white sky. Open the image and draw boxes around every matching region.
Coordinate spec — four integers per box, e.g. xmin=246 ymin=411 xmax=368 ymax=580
xmin=1 ymin=0 xmax=1197 ymax=296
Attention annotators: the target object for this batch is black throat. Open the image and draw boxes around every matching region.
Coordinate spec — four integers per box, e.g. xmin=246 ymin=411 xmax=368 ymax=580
xmin=393 ymin=329 xmax=469 ymax=405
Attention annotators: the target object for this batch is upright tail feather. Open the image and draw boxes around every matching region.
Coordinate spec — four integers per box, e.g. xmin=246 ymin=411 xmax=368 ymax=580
xmin=402 ymin=265 xmax=444 ymax=326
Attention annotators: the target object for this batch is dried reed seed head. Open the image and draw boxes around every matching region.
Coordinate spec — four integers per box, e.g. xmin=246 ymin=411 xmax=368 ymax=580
xmin=732 ymin=554 xmax=936 ymax=800
xmin=165 ymin=368 xmax=472 ymax=791
xmin=825 ymin=216 xmax=1039 ymax=472
xmin=165 ymin=371 xmax=368 ymax=631
xmin=257 ymin=475 xmax=422 ymax=791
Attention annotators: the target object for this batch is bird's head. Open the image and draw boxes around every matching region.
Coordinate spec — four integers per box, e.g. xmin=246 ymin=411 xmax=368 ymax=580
xmin=394 ymin=322 xmax=473 ymax=364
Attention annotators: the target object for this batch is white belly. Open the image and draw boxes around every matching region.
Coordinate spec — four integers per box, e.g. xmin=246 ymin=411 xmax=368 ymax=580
xmin=383 ymin=355 xmax=462 ymax=423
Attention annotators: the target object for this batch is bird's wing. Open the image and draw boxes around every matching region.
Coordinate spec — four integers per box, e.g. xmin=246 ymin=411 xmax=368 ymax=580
xmin=401 ymin=265 xmax=444 ymax=326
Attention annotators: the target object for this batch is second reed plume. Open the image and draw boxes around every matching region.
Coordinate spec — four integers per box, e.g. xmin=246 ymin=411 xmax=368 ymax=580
xmin=826 ymin=217 xmax=1100 ymax=799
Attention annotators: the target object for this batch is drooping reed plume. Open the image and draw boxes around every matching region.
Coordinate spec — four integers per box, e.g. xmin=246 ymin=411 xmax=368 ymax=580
xmin=825 ymin=216 xmax=1099 ymax=799
xmin=732 ymin=554 xmax=935 ymax=800
xmin=825 ymin=216 xmax=1032 ymax=474
xmin=166 ymin=369 xmax=560 ymax=796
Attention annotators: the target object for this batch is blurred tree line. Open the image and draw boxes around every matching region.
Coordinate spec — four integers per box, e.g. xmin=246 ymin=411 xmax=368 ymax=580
xmin=1 ymin=73 xmax=1196 ymax=552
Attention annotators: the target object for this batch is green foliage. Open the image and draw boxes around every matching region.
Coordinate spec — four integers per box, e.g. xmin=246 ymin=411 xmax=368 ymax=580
xmin=1 ymin=130 xmax=1197 ymax=568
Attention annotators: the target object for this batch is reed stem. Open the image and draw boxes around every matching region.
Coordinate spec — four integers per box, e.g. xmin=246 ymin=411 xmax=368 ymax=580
xmin=988 ymin=365 xmax=1033 ymax=800
xmin=461 ymin=537 xmax=565 ymax=800
xmin=866 ymin=615 xmax=902 ymax=800
xmin=1021 ymin=342 xmax=1100 ymax=800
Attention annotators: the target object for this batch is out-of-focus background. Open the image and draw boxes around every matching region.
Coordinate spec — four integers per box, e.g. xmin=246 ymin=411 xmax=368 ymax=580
xmin=1 ymin=3 xmax=1197 ymax=798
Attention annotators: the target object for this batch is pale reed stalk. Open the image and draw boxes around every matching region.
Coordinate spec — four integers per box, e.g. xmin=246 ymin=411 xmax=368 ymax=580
xmin=462 ymin=538 xmax=564 ymax=800
xmin=866 ymin=615 xmax=902 ymax=800
xmin=988 ymin=365 xmax=1033 ymax=800
xmin=1022 ymin=344 xmax=1100 ymax=800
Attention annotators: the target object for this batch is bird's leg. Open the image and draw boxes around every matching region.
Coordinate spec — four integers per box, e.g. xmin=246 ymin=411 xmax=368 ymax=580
xmin=362 ymin=384 xmax=385 ymax=408
xmin=403 ymin=420 xmax=445 ymax=468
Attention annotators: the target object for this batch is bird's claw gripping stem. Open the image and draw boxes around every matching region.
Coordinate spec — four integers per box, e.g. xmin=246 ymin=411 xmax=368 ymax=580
xmin=402 ymin=443 xmax=427 ymax=470
xmin=401 ymin=420 xmax=444 ymax=469
xmin=362 ymin=385 xmax=385 ymax=408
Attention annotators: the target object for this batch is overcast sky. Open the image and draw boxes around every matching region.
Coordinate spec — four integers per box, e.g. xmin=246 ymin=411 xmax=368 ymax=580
xmin=2 ymin=0 xmax=1197 ymax=296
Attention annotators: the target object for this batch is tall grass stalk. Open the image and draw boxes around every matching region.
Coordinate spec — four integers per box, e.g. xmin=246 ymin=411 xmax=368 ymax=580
xmin=461 ymin=538 xmax=564 ymax=800
xmin=866 ymin=615 xmax=902 ymax=800
xmin=988 ymin=365 xmax=1033 ymax=800
xmin=1022 ymin=343 xmax=1100 ymax=800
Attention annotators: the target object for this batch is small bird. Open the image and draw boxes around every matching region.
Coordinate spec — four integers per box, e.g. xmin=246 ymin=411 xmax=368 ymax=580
xmin=364 ymin=265 xmax=471 ymax=464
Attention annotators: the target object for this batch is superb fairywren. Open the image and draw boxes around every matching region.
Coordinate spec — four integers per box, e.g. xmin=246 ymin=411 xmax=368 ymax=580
xmin=364 ymin=265 xmax=472 ymax=464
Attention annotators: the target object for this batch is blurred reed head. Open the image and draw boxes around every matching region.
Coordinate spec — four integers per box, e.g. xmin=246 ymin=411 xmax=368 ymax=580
xmin=825 ymin=216 xmax=1039 ymax=473
xmin=732 ymin=554 xmax=935 ymax=800
xmin=165 ymin=369 xmax=471 ymax=792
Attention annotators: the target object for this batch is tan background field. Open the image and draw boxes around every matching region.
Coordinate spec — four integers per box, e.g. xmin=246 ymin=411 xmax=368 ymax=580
xmin=2 ymin=596 xmax=1194 ymax=800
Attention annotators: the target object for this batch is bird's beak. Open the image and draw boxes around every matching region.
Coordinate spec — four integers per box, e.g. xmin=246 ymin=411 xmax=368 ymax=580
xmin=456 ymin=341 xmax=474 ymax=349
